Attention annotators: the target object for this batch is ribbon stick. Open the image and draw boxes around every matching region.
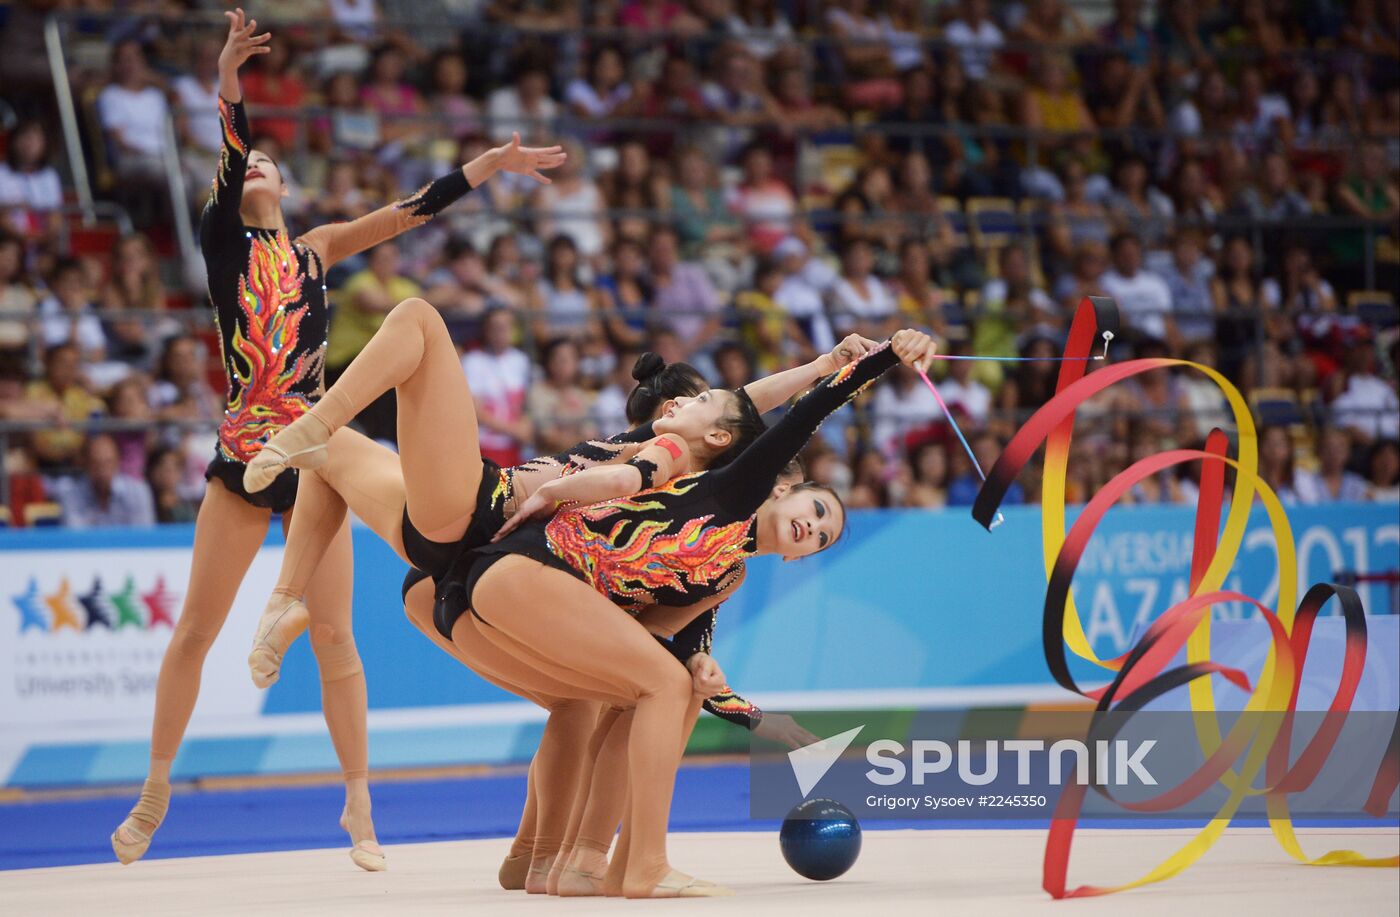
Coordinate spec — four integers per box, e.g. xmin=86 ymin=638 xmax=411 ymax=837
xmin=915 ymin=368 xmax=1004 ymax=529
xmin=970 ymin=296 xmax=1399 ymax=899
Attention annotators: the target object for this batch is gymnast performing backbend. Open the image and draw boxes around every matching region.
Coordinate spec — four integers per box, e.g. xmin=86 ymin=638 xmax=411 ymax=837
xmin=244 ymin=286 xmax=937 ymax=895
xmin=110 ymin=10 xmax=565 ymax=870
xmin=241 ymin=325 xmax=831 ymax=881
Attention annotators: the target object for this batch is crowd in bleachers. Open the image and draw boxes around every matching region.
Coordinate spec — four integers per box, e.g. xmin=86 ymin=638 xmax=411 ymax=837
xmin=0 ymin=0 xmax=1397 ymax=527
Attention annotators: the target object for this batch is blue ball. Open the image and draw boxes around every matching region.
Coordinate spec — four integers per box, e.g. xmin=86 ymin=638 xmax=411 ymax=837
xmin=779 ymin=798 xmax=862 ymax=881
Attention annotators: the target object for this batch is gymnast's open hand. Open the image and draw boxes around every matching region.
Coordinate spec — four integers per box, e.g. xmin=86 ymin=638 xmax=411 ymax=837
xmin=491 ymin=132 xmax=567 ymax=185
xmin=491 ymin=486 xmax=561 ymax=542
xmin=687 ymin=653 xmax=727 ymax=696
xmin=219 ymin=8 xmax=270 ymax=73
xmin=753 ymin=713 xmax=820 ymax=750
xmin=892 ymin=329 xmax=938 ymax=374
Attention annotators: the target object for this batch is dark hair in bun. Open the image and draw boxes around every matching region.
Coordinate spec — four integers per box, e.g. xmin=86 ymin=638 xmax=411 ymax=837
xmin=625 ymin=352 xmax=708 ymax=425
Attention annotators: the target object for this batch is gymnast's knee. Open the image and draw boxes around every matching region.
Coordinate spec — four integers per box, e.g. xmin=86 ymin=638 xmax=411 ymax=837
xmin=311 ymin=623 xmax=363 ymax=683
xmin=389 ymin=296 xmax=443 ymax=333
xmin=166 ymin=623 xmax=218 ymax=663
xmin=638 ymin=662 xmax=691 ymax=705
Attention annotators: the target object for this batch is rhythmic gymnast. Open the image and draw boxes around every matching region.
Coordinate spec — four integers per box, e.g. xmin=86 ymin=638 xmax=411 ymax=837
xmin=393 ymin=361 xmax=816 ymax=894
xmin=110 ymin=10 xmax=564 ymax=871
xmin=240 ymin=297 xmax=877 ymax=679
xmin=381 ymin=329 xmax=937 ymax=896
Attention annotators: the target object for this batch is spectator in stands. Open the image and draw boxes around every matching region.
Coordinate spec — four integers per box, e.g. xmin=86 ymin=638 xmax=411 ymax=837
xmin=949 ymin=432 xmax=1022 ymax=506
xmin=1019 ymin=54 xmax=1095 ymax=168
xmin=944 ymin=0 xmax=1005 ymax=82
xmin=701 ymin=46 xmax=779 ymax=161
xmin=1335 ymin=139 xmax=1400 ymax=223
xmin=1046 ymin=160 xmax=1112 ymax=261
xmin=891 ymin=237 xmax=951 ymax=336
xmin=1105 ymin=154 xmax=1175 ymax=249
xmin=981 ymin=244 xmax=1057 ymax=327
xmin=422 ymin=237 xmax=515 ymax=316
xmin=871 ymin=362 xmax=941 ymax=460
xmin=617 ymin=0 xmax=705 ymax=33
xmin=532 ymin=141 xmax=609 ymax=262
xmin=726 ymin=142 xmax=796 ymax=255
xmin=327 ymin=241 xmax=421 ymax=381
xmin=238 ymin=39 xmax=307 ymax=150
xmin=0 ymin=120 xmax=63 ymax=240
xmin=107 ymin=376 xmax=154 ymax=479
xmin=38 ymin=258 xmax=107 ymax=365
xmin=725 ymin=0 xmax=796 ymax=61
xmin=831 ymin=237 xmax=898 ymax=339
xmin=426 ymin=49 xmax=480 ymax=141
xmin=1053 ymin=241 xmax=1108 ymax=309
xmin=51 ymin=433 xmax=155 ymax=528
xmin=100 ymin=233 xmax=169 ymax=370
xmin=312 ymin=160 xmax=373 ymax=225
xmin=1169 ymin=157 xmax=1223 ymax=225
xmin=149 ymin=334 xmax=221 ymax=423
xmin=937 ymin=341 xmax=993 ymax=428
xmin=902 ymin=438 xmax=950 ymax=508
xmin=1152 ymin=0 xmax=1212 ymax=86
xmin=1331 ymin=338 xmax=1400 ymax=443
xmin=825 ymin=0 xmax=902 ymax=109
xmin=1367 ymin=439 xmax=1400 ymax=504
xmin=733 ymin=259 xmax=790 ymax=373
xmin=526 ymin=337 xmax=597 ymax=453
xmin=317 ymin=70 xmax=381 ymax=154
xmin=1296 ymin=426 xmax=1370 ymax=503
xmin=1088 ymin=50 xmax=1164 ymax=133
xmin=1234 ymin=150 xmax=1311 ymax=219
xmin=1156 ymin=228 xmax=1216 ymax=345
xmin=146 ymin=445 xmax=199 ymax=524
xmin=668 ymin=146 xmax=743 ymax=261
xmin=565 ymin=44 xmax=632 ymax=122
xmin=360 ymin=44 xmax=427 ymax=148
xmin=847 ymin=448 xmax=893 ymax=509
xmin=1124 ymin=424 xmax=1184 ymax=504
xmin=97 ymin=40 xmax=171 ymax=225
xmin=1257 ymin=425 xmax=1304 ymax=504
xmin=711 ymin=340 xmax=755 ymax=392
xmin=1233 ymin=67 xmax=1292 ymax=153
xmin=486 ymin=50 xmax=559 ymax=144
xmin=0 ymin=233 xmax=38 ymax=350
xmin=772 ymin=235 xmax=836 ymax=358
xmin=1261 ymin=243 xmax=1337 ymax=313
xmin=172 ymin=35 xmax=224 ymax=199
xmin=462 ymin=307 xmax=533 ymax=466
xmin=26 ymin=343 xmax=105 ymax=470
xmin=648 ymin=225 xmax=722 ymax=350
xmin=532 ymin=234 xmax=594 ymax=341
xmin=1098 ymin=0 xmax=1153 ymax=66
xmin=1100 ymin=231 xmax=1174 ymax=342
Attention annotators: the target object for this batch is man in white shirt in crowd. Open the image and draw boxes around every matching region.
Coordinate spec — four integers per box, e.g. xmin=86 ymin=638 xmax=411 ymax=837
xmin=937 ymin=339 xmax=992 ymax=428
xmin=171 ymin=36 xmax=224 ymax=207
xmin=1331 ymin=339 xmax=1400 ymax=443
xmin=1100 ymin=231 xmax=1174 ymax=343
xmin=461 ymin=307 xmax=533 ymax=467
xmin=944 ymin=0 xmax=1005 ymax=81
xmin=51 ymin=434 xmax=156 ymax=528
xmin=772 ymin=235 xmax=837 ymax=357
xmin=486 ymin=54 xmax=560 ymax=144
xmin=98 ymin=40 xmax=171 ymax=181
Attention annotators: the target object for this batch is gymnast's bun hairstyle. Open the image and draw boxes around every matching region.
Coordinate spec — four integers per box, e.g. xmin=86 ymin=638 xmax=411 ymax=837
xmin=625 ymin=352 xmax=708 ymax=425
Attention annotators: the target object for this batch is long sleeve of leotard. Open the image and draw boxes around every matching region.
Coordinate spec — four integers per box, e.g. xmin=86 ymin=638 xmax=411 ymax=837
xmin=200 ymin=96 xmax=251 ymax=247
xmin=297 ymin=169 xmax=473 ymax=268
xmin=712 ymin=341 xmax=899 ymax=515
xmin=704 ymin=689 xmax=762 ymax=729
xmin=657 ymin=607 xmax=762 ymax=730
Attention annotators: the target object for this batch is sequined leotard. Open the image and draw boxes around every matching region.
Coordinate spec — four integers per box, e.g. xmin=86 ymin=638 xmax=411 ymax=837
xmin=201 ymin=97 xmax=472 ymax=511
xmin=398 ymin=422 xmax=659 ymax=585
xmin=442 ymin=341 xmax=899 ymax=637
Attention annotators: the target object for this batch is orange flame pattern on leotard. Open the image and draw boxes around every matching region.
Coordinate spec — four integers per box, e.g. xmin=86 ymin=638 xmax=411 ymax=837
xmin=544 ymin=475 xmax=755 ymax=603
xmin=217 ymin=233 xmax=322 ymax=462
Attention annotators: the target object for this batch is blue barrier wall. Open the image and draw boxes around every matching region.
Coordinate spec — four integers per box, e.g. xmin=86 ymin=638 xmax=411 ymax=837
xmin=2 ymin=502 xmax=1396 ymax=785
